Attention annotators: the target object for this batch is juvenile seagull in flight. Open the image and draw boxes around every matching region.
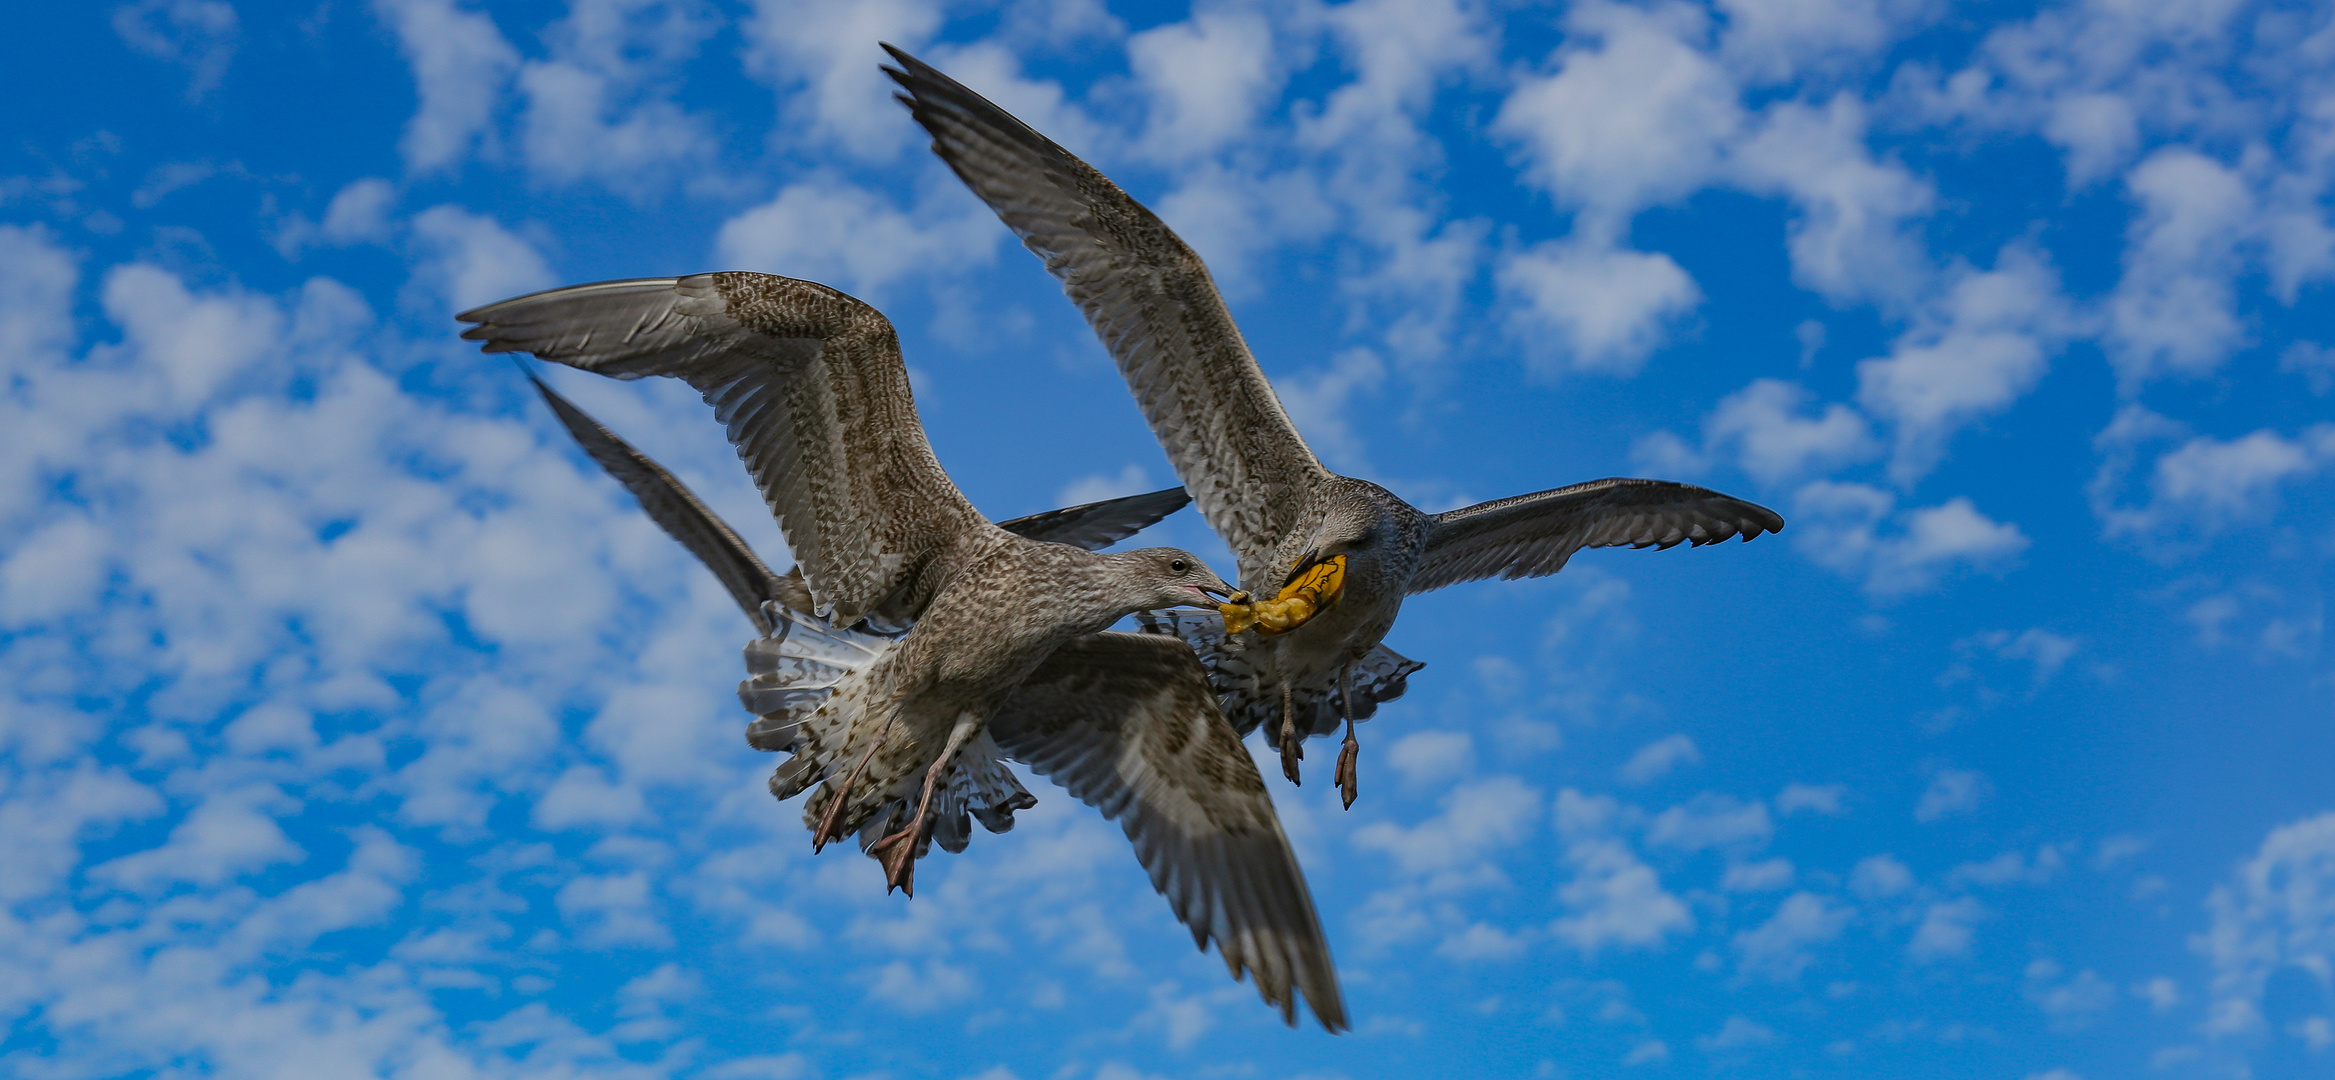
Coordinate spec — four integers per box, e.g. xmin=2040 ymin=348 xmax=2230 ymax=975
xmin=459 ymin=273 xmax=1247 ymax=900
xmin=515 ymin=373 xmax=1346 ymax=1030
xmin=886 ymin=47 xmax=1786 ymax=807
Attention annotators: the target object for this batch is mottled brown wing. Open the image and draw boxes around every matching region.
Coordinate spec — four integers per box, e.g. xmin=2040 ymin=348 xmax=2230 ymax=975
xmin=990 ymin=632 xmax=1347 ymax=1032
xmin=461 ymin=273 xmax=987 ymax=625
xmin=885 ymin=46 xmax=1329 ymax=591
xmin=525 ymin=369 xmax=795 ymax=635
xmin=1411 ymin=478 xmax=1786 ymax=594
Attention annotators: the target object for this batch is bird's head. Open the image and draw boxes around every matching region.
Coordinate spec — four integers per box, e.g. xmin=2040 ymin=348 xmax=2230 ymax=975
xmin=1119 ymin=547 xmax=1242 ymax=611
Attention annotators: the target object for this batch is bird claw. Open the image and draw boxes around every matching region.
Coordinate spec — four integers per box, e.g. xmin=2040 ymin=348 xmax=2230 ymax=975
xmin=1280 ymin=731 xmax=1303 ymax=785
xmin=868 ymin=828 xmax=918 ymax=897
xmin=1335 ymin=735 xmax=1359 ymax=810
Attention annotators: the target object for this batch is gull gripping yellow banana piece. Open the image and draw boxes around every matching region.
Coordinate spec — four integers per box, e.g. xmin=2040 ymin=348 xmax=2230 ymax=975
xmin=1220 ymin=555 xmax=1346 ymax=636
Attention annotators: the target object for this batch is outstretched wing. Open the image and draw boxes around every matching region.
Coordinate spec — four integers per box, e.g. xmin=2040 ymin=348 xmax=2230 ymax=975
xmin=1410 ymin=478 xmax=1785 ymax=594
xmin=525 ymin=370 xmax=796 ymax=635
xmin=524 ymin=366 xmax=1192 ymax=633
xmin=991 ymin=632 xmax=1347 ymax=1032
xmin=998 ymin=486 xmax=1191 ymax=551
xmin=461 ymin=273 xmax=986 ymax=625
xmin=885 ymin=46 xmax=1328 ymax=590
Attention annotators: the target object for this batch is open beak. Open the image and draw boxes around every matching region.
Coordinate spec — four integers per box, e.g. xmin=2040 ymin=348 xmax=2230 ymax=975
xmin=1188 ymin=583 xmax=1241 ymax=605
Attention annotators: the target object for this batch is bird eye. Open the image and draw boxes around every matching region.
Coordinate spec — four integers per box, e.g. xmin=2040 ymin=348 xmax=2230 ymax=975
xmin=1170 ymin=559 xmax=1188 ymax=574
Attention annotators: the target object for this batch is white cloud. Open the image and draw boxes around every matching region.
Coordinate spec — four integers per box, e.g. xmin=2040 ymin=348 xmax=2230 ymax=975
xmin=408 ymin=204 xmax=557 ymax=313
xmin=1716 ymin=0 xmax=1933 ymax=82
xmin=91 ymin=786 xmax=305 ymax=890
xmin=2281 ymin=342 xmax=2335 ymax=395
xmin=1722 ymin=858 xmax=1795 ymax=893
xmin=1704 ymin=379 xmax=1878 ymax=485
xmin=113 ymin=0 xmax=239 ymax=99
xmin=1497 ymin=237 xmax=1701 ymax=376
xmin=101 ymin=262 xmax=284 ymax=410
xmin=1914 ymin=768 xmax=1991 ymax=823
xmin=1855 ymin=244 xmax=2078 ymax=481
xmin=1776 ymin=782 xmax=1846 ymax=816
xmin=1850 ymin=853 xmax=1914 ymax=899
xmin=1955 ymin=627 xmax=2081 ymax=687
xmin=2026 ymin=958 xmax=2118 ymax=1029
xmin=1127 ymin=7 xmax=1283 ymax=162
xmin=1547 ymin=790 xmax=1694 ymax=956
xmin=1553 ymin=836 xmax=1694 ymax=954
xmin=713 ymin=177 xmax=998 ymax=302
xmin=1696 ymin=1013 xmax=1779 ymax=1051
xmin=2105 ymin=149 xmax=2252 ymax=386
xmin=1647 ymin=794 xmax=1772 ymax=851
xmin=1617 ymin=734 xmax=1701 ymax=785
xmin=1731 ymin=95 xmax=1933 ymax=306
xmin=1272 ymin=348 xmax=1387 ymax=475
xmin=0 ymin=224 xmax=78 ymax=366
xmin=371 ymin=0 xmax=520 ymax=173
xmin=738 ymin=0 xmax=943 ymax=160
xmin=1734 ymin=891 xmax=1851 ymax=981
xmin=1054 ymin=464 xmax=1151 ymax=511
xmin=1385 ymin=730 xmax=1476 ymax=789
xmin=1495 ymin=2 xmax=1740 ymax=223
xmin=516 ymin=0 xmax=719 ymax=194
xmin=1791 ymin=483 xmax=2029 ymax=596
xmin=1622 ymin=1039 xmax=1671 ymax=1065
xmin=2201 ymin=811 xmax=2335 ymax=1038
xmin=1353 ymin=775 xmax=1540 ymax=881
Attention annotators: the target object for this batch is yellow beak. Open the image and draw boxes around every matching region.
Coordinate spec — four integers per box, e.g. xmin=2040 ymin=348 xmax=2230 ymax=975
xmin=1220 ymin=554 xmax=1347 ymax=636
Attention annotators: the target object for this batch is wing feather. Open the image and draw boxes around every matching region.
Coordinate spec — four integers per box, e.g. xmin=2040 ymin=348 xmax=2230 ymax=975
xmin=524 ymin=370 xmax=795 ymax=634
xmin=1411 ymin=478 xmax=1785 ymax=594
xmin=991 ymin=633 xmax=1347 ymax=1032
xmin=884 ymin=46 xmax=1327 ymax=588
xmin=460 ymin=273 xmax=987 ymax=624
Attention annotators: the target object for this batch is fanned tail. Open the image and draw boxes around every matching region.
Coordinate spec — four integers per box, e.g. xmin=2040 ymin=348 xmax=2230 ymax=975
xmin=740 ymin=606 xmax=1034 ymax=862
xmin=1134 ymin=611 xmax=1424 ymax=743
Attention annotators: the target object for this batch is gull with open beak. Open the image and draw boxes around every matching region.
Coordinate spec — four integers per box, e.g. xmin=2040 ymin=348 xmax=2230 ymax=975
xmin=458 ymin=272 xmax=1245 ymax=898
xmin=886 ymin=47 xmax=1788 ymax=808
xmin=510 ymin=372 xmax=1347 ymax=1031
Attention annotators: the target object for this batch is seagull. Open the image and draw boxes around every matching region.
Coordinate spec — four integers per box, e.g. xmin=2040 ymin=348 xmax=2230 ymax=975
xmin=885 ymin=47 xmax=1787 ymax=808
xmin=517 ymin=369 xmax=1346 ymax=1030
xmin=458 ymin=273 xmax=1248 ymax=901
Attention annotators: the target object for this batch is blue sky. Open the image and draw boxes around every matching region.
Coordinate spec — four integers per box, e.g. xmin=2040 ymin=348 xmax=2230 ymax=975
xmin=3 ymin=0 xmax=2333 ymax=1077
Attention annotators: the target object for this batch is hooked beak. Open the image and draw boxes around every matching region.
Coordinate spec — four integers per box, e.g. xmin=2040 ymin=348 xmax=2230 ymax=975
xmin=1282 ymin=549 xmax=1324 ymax=591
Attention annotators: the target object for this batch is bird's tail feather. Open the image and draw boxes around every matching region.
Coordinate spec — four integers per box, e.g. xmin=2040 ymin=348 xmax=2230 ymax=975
xmin=740 ymin=607 xmax=1033 ymax=860
xmin=1134 ymin=611 xmax=1425 ymax=743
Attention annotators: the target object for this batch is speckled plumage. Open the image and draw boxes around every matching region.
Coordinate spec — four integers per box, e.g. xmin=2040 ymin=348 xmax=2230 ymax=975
xmin=474 ymin=282 xmax=1347 ymax=1031
xmin=887 ymin=47 xmax=1789 ymax=798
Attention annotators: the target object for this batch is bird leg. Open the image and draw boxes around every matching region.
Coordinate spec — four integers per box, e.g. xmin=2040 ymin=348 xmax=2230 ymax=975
xmin=867 ymin=715 xmax=980 ymax=898
xmin=811 ymin=719 xmax=893 ymax=854
xmin=1334 ymin=663 xmax=1360 ymax=811
xmin=1279 ymin=682 xmax=1302 ymax=785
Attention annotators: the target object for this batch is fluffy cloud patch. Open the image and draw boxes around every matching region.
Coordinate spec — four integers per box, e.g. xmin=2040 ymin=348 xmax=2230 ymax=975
xmin=1497 ymin=238 xmax=1701 ymax=376
xmin=714 ymin=177 xmax=998 ymax=301
xmin=1704 ymin=379 xmax=1879 ymax=485
xmin=371 ymin=0 xmax=520 ymax=172
xmin=1617 ymin=734 xmax=1701 ymax=785
xmin=2202 ymin=812 xmax=2335 ymax=1039
xmin=1855 ymin=245 xmax=2078 ymax=481
xmin=1735 ymin=891 xmax=1851 ymax=981
xmin=1915 ymin=768 xmax=1992 ymax=823
xmin=2105 ymin=149 xmax=2252 ymax=386
xmin=1496 ymin=2 xmax=1740 ymax=220
xmin=1792 ymin=483 xmax=2029 ymax=596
